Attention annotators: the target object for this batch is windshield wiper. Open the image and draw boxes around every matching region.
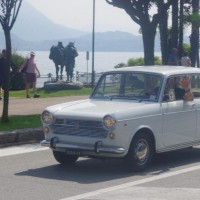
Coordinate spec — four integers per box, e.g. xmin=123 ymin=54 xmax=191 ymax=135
xmin=109 ymin=95 xmax=140 ymax=101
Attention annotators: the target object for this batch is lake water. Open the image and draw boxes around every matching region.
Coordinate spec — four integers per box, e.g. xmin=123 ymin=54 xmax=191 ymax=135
xmin=18 ymin=51 xmax=161 ymax=87
xmin=19 ymin=51 xmax=163 ymax=74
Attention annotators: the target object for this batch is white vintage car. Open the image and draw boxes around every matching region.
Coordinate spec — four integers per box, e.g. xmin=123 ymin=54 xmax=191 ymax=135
xmin=41 ymin=66 xmax=200 ymax=171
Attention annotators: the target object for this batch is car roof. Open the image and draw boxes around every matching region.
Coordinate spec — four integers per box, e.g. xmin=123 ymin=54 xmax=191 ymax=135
xmin=109 ymin=65 xmax=200 ymax=76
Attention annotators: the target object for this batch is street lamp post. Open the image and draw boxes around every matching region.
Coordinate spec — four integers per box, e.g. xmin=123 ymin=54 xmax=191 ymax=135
xmin=91 ymin=0 xmax=95 ymax=88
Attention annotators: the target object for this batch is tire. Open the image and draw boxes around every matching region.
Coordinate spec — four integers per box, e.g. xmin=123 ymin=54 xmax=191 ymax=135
xmin=127 ymin=132 xmax=154 ymax=172
xmin=53 ymin=151 xmax=79 ymax=165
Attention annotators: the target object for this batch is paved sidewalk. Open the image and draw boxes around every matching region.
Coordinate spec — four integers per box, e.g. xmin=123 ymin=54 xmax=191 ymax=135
xmin=0 ymin=95 xmax=88 ymax=116
xmin=0 ymin=95 xmax=88 ymax=146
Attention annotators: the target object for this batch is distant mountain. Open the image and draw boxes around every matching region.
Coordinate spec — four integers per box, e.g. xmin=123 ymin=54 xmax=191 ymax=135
xmin=62 ymin=31 xmax=146 ymax=52
xmin=0 ymin=0 xmax=158 ymax=52
xmin=2 ymin=0 xmax=192 ymax=52
xmin=76 ymin=31 xmax=145 ymax=51
xmin=0 ymin=31 xmax=146 ymax=52
xmin=0 ymin=29 xmax=161 ymax=52
xmin=0 ymin=0 xmax=191 ymax=52
xmin=12 ymin=0 xmax=87 ymax=41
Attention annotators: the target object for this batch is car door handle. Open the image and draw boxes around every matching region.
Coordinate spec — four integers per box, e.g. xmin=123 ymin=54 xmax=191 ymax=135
xmin=191 ymin=103 xmax=196 ymax=108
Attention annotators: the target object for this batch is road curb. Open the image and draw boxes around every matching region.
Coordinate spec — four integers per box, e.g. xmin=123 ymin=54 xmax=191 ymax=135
xmin=0 ymin=96 xmax=88 ymax=147
xmin=0 ymin=127 xmax=44 ymax=146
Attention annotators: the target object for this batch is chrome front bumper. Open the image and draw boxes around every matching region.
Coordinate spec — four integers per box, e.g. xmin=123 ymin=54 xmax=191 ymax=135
xmin=41 ymin=138 xmax=125 ymax=157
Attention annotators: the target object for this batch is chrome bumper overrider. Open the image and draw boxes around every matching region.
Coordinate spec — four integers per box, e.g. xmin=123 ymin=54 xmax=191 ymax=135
xmin=41 ymin=139 xmax=125 ymax=155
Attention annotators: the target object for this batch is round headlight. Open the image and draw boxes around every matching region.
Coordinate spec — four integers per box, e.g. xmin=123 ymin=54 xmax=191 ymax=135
xmin=41 ymin=111 xmax=54 ymax=125
xmin=103 ymin=115 xmax=116 ymax=130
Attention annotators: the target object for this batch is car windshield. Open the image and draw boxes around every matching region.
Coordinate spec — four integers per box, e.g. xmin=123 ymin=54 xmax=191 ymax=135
xmin=91 ymin=72 xmax=163 ymax=102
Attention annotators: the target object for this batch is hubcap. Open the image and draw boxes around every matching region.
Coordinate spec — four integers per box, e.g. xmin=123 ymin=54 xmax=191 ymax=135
xmin=135 ymin=139 xmax=149 ymax=165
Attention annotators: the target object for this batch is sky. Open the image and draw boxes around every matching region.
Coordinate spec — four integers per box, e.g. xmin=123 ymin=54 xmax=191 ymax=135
xmin=25 ymin=0 xmax=140 ymax=35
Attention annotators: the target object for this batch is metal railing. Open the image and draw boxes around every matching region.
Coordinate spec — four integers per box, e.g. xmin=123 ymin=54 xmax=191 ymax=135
xmin=37 ymin=71 xmax=103 ymax=88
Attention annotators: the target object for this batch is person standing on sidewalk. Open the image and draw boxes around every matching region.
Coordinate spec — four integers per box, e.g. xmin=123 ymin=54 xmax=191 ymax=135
xmin=19 ymin=52 xmax=40 ymax=98
xmin=168 ymin=48 xmax=179 ymax=66
xmin=181 ymin=52 xmax=191 ymax=67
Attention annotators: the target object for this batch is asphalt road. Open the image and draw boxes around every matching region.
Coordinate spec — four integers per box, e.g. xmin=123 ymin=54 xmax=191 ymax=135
xmin=1 ymin=96 xmax=200 ymax=199
xmin=1 ymin=144 xmax=200 ymax=200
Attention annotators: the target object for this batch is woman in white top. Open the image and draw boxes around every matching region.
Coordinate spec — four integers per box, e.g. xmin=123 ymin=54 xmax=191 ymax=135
xmin=181 ymin=52 xmax=191 ymax=67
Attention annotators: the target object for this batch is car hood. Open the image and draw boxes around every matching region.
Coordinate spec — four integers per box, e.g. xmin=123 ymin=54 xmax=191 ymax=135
xmin=44 ymin=99 xmax=158 ymax=120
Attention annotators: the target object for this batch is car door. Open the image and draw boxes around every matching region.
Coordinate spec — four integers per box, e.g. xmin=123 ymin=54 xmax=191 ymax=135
xmin=161 ymin=75 xmax=196 ymax=147
xmin=195 ymin=97 xmax=200 ymax=141
xmin=162 ymin=100 xmax=196 ymax=147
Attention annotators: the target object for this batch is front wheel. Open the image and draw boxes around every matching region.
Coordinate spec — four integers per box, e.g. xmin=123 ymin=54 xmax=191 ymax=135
xmin=127 ymin=132 xmax=154 ymax=172
xmin=53 ymin=151 xmax=79 ymax=165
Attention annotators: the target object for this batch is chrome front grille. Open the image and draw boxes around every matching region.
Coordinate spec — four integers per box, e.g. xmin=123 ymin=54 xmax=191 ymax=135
xmin=52 ymin=119 xmax=108 ymax=138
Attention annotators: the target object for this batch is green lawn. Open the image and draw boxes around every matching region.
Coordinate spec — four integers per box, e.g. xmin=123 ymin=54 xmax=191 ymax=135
xmin=9 ymin=87 xmax=93 ymax=98
xmin=0 ymin=115 xmax=41 ymax=131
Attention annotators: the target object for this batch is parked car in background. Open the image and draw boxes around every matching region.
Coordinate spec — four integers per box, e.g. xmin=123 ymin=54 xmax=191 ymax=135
xmin=41 ymin=66 xmax=200 ymax=171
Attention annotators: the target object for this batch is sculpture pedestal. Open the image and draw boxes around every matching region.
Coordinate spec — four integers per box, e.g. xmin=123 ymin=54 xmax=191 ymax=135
xmin=44 ymin=80 xmax=83 ymax=91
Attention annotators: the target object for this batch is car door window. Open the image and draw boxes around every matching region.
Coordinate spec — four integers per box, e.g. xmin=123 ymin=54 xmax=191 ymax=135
xmin=163 ymin=75 xmax=195 ymax=102
xmin=163 ymin=77 xmax=176 ymax=101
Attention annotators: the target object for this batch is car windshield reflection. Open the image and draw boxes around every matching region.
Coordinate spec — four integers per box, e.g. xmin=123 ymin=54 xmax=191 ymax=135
xmin=91 ymin=72 xmax=163 ymax=102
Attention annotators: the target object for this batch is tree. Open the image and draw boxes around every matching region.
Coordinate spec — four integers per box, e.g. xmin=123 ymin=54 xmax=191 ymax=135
xmin=178 ymin=0 xmax=184 ymax=59
xmin=181 ymin=0 xmax=200 ymax=67
xmin=157 ymin=0 xmax=169 ymax=64
xmin=170 ymin=0 xmax=179 ymax=51
xmin=0 ymin=0 xmax=22 ymax=122
xmin=105 ymin=0 xmax=177 ymax=65
xmin=190 ymin=0 xmax=200 ymax=67
xmin=163 ymin=0 xmax=189 ymax=61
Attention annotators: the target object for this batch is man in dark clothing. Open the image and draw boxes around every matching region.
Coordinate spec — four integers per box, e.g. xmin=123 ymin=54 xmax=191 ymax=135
xmin=64 ymin=42 xmax=78 ymax=82
xmin=0 ymin=49 xmax=7 ymax=100
xmin=168 ymin=48 xmax=178 ymax=66
xmin=57 ymin=41 xmax=64 ymax=52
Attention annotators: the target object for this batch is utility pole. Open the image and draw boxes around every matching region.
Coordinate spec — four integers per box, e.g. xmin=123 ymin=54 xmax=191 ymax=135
xmin=91 ymin=0 xmax=95 ymax=88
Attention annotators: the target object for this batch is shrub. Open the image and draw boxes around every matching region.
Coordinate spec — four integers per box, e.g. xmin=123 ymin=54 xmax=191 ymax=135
xmin=10 ymin=52 xmax=26 ymax=90
xmin=0 ymin=50 xmax=25 ymax=91
xmin=114 ymin=62 xmax=127 ymax=68
xmin=128 ymin=57 xmax=144 ymax=66
xmin=127 ymin=56 xmax=162 ymax=66
xmin=182 ymin=43 xmax=191 ymax=55
xmin=154 ymin=56 xmax=162 ymax=65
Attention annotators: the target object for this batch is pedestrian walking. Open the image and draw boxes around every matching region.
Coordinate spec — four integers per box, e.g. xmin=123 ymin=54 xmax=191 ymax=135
xmin=19 ymin=52 xmax=40 ymax=98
